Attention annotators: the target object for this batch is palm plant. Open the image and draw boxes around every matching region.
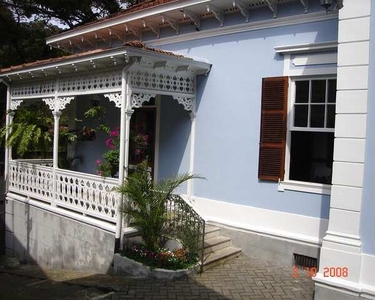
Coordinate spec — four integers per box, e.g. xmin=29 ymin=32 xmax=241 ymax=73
xmin=117 ymin=160 xmax=203 ymax=252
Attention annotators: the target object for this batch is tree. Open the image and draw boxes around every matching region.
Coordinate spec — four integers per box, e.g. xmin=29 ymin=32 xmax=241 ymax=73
xmin=0 ymin=0 xmax=127 ymax=28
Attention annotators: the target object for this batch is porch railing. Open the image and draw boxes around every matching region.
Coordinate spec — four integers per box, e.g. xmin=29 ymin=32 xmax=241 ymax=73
xmin=55 ymin=168 xmax=120 ymax=223
xmin=8 ymin=160 xmax=54 ymax=204
xmin=8 ymin=160 xmax=121 ymax=224
xmin=165 ymin=194 xmax=205 ymax=272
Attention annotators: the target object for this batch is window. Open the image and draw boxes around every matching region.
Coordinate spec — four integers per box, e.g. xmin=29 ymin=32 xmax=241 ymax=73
xmin=258 ymin=76 xmax=336 ymax=194
xmin=288 ymin=78 xmax=336 ymax=185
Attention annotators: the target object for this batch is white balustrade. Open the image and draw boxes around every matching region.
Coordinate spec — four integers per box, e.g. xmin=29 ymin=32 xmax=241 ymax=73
xmin=55 ymin=169 xmax=120 ymax=223
xmin=8 ymin=160 xmax=54 ymax=203
xmin=8 ymin=160 xmax=121 ymax=224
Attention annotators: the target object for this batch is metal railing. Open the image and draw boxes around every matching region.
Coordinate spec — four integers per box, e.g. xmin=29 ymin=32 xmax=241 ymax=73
xmin=164 ymin=194 xmax=205 ymax=272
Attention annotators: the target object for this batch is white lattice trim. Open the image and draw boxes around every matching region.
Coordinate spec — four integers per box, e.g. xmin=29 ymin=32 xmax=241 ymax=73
xmin=132 ymin=93 xmax=156 ymax=108
xmin=42 ymin=98 xmax=55 ymax=111
xmin=12 ymin=80 xmax=56 ymax=97
xmin=129 ymin=70 xmax=195 ymax=95
xmin=105 ymin=93 xmax=122 ymax=108
xmin=173 ymin=96 xmax=194 ymax=111
xmin=10 ymin=100 xmax=24 ymax=110
xmin=42 ymin=97 xmax=75 ymax=111
xmin=59 ymin=71 xmax=122 ymax=93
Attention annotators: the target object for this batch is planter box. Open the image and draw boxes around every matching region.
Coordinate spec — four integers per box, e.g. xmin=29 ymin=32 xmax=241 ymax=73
xmin=113 ymin=253 xmax=199 ymax=280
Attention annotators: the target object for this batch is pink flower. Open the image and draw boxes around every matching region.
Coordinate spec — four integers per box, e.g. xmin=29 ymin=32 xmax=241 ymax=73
xmin=143 ymin=135 xmax=149 ymax=142
xmin=135 ymin=149 xmax=141 ymax=155
xmin=96 ymin=160 xmax=101 ymax=165
xmin=106 ymin=138 xmax=113 ymax=147
xmin=109 ymin=130 xmax=119 ymax=137
xmin=109 ymin=144 xmax=115 ymax=149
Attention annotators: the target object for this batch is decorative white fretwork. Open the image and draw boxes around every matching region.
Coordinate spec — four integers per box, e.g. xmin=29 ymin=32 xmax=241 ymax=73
xmin=55 ymin=169 xmax=120 ymax=222
xmin=11 ymin=80 xmax=56 ymax=98
xmin=132 ymin=93 xmax=156 ymax=108
xmin=173 ymin=96 xmax=194 ymax=111
xmin=42 ymin=96 xmax=75 ymax=111
xmin=59 ymin=71 xmax=122 ymax=94
xmin=129 ymin=70 xmax=195 ymax=95
xmin=10 ymin=100 xmax=24 ymax=110
xmin=42 ymin=97 xmax=55 ymax=110
xmin=8 ymin=161 xmax=54 ymax=203
xmin=104 ymin=93 xmax=122 ymax=108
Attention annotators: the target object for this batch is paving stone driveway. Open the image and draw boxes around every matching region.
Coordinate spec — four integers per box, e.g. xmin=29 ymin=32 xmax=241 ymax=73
xmin=111 ymin=255 xmax=315 ymax=300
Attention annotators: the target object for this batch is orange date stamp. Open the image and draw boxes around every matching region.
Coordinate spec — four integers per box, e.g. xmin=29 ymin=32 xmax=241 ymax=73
xmin=291 ymin=266 xmax=349 ymax=279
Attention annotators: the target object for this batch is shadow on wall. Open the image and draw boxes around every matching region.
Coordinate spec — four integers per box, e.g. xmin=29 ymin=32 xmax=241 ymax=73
xmin=4 ymin=198 xmax=115 ymax=274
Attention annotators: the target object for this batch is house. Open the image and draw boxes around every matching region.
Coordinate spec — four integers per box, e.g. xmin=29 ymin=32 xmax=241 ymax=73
xmin=0 ymin=0 xmax=374 ymax=299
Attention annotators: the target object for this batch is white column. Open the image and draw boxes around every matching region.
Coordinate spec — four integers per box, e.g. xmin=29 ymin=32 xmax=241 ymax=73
xmin=2 ymin=81 xmax=11 ymax=185
xmin=52 ymin=110 xmax=61 ymax=207
xmin=314 ymin=0 xmax=372 ymax=296
xmin=187 ymin=111 xmax=196 ymax=199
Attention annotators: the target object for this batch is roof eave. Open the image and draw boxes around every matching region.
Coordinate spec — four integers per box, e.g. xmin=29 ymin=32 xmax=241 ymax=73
xmin=46 ymin=0 xmax=212 ymax=46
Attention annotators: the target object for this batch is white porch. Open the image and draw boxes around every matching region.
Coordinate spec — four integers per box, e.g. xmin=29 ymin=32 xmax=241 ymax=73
xmin=0 ymin=43 xmax=211 ymax=248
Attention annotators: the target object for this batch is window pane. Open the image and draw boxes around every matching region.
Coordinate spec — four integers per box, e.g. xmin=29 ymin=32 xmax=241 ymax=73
xmin=327 ymin=105 xmax=336 ymax=128
xmin=311 ymin=80 xmax=326 ymax=103
xmin=295 ymin=81 xmax=309 ymax=103
xmin=328 ymin=79 xmax=337 ymax=103
xmin=294 ymin=105 xmax=308 ymax=127
xmin=290 ymin=131 xmax=334 ymax=184
xmin=310 ymin=105 xmax=325 ymax=128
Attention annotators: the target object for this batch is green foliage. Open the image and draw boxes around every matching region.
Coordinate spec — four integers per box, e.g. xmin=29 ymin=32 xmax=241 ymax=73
xmin=84 ymin=105 xmax=106 ymax=120
xmin=117 ymin=160 xmax=203 ymax=252
xmin=0 ymin=102 xmax=53 ymax=157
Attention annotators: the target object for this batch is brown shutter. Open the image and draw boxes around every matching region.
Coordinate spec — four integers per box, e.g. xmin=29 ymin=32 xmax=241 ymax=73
xmin=258 ymin=76 xmax=288 ymax=181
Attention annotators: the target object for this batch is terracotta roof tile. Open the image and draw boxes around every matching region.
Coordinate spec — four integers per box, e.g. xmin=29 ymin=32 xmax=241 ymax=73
xmin=51 ymin=0 xmax=180 ymax=38
xmin=0 ymin=42 xmax=189 ymax=74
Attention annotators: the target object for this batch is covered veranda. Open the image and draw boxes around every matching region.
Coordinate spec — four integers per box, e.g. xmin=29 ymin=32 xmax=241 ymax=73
xmin=0 ymin=42 xmax=211 ymax=249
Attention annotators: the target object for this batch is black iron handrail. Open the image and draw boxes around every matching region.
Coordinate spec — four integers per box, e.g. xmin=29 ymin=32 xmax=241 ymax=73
xmin=164 ymin=194 xmax=205 ymax=272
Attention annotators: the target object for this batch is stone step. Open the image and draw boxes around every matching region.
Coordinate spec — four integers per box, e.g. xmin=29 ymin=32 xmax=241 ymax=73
xmin=201 ymin=236 xmax=232 ymax=255
xmin=202 ymin=246 xmax=242 ymax=271
xmin=204 ymin=225 xmax=221 ymax=239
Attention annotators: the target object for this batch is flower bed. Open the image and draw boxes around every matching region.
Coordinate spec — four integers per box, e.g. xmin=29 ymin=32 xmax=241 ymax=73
xmin=113 ymin=245 xmax=199 ymax=279
xmin=123 ymin=245 xmax=198 ymax=270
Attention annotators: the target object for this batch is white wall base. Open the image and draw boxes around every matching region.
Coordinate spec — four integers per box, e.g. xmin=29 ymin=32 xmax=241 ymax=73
xmin=190 ymin=196 xmax=328 ymax=246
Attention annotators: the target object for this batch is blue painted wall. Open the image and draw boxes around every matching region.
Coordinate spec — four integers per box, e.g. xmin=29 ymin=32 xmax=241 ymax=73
xmin=158 ymin=95 xmax=191 ymax=194
xmin=360 ymin=3 xmax=375 ymax=255
xmin=73 ymin=95 xmax=120 ymax=175
xmin=153 ymin=17 xmax=338 ymax=219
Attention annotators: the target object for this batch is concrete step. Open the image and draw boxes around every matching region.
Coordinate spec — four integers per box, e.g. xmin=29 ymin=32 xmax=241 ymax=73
xmin=204 ymin=225 xmax=221 ymax=240
xmin=202 ymin=246 xmax=241 ymax=271
xmin=201 ymin=236 xmax=231 ymax=255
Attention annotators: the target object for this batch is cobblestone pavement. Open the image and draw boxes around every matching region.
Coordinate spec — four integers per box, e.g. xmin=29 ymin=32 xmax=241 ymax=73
xmin=111 ymin=255 xmax=315 ymax=300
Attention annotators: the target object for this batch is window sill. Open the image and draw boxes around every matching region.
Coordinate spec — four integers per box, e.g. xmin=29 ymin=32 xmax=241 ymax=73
xmin=278 ymin=180 xmax=331 ymax=195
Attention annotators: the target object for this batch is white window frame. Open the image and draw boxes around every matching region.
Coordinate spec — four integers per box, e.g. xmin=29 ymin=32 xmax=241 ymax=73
xmin=279 ymin=75 xmax=337 ymax=195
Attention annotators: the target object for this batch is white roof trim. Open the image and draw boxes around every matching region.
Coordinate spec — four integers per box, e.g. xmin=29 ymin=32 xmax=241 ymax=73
xmin=274 ymin=41 xmax=338 ymax=55
xmin=46 ymin=0 xmax=212 ymax=45
xmin=0 ymin=46 xmax=211 ymax=78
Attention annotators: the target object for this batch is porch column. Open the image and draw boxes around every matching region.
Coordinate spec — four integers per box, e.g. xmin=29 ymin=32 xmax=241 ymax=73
xmin=52 ymin=110 xmax=61 ymax=207
xmin=2 ymin=80 xmax=11 ymax=185
xmin=187 ymin=111 xmax=196 ymax=199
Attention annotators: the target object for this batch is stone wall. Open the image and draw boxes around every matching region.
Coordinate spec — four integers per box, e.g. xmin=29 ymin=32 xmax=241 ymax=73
xmin=5 ymin=198 xmax=115 ymax=274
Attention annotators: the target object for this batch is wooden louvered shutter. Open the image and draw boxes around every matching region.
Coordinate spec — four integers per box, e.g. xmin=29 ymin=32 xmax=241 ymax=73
xmin=258 ymin=76 xmax=288 ymax=181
